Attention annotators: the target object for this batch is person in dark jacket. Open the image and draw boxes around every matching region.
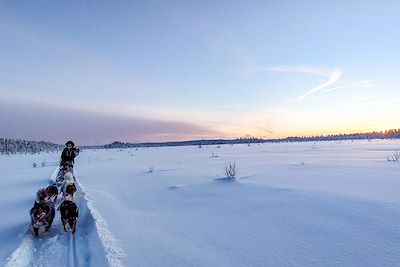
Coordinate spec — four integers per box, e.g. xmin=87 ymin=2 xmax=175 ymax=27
xmin=61 ymin=140 xmax=80 ymax=164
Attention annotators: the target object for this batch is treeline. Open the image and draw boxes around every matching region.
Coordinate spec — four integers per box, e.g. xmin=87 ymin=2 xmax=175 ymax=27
xmin=99 ymin=129 xmax=400 ymax=149
xmin=101 ymin=137 xmax=264 ymax=149
xmin=0 ymin=138 xmax=62 ymax=155
xmin=2 ymin=129 xmax=399 ymax=153
xmin=279 ymin=129 xmax=400 ymax=142
xmin=274 ymin=129 xmax=400 ymax=143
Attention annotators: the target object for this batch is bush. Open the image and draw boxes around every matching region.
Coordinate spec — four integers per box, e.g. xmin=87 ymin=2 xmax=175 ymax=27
xmin=32 ymin=162 xmax=37 ymax=168
xmin=312 ymin=143 xmax=318 ymax=150
xmin=386 ymin=151 xmax=400 ymax=162
xmin=147 ymin=166 xmax=154 ymax=173
xmin=224 ymin=161 xmax=238 ymax=179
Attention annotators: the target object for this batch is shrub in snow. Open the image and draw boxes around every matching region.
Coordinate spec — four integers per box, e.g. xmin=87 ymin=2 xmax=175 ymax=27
xmin=168 ymin=185 xmax=182 ymax=190
xmin=224 ymin=160 xmax=238 ymax=179
xmin=312 ymin=143 xmax=318 ymax=150
xmin=147 ymin=166 xmax=154 ymax=173
xmin=41 ymin=161 xmax=46 ymax=167
xmin=32 ymin=162 xmax=37 ymax=168
xmin=386 ymin=151 xmax=400 ymax=162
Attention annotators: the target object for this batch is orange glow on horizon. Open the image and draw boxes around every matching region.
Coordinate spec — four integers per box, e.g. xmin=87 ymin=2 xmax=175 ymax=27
xmin=224 ymin=124 xmax=400 ymax=140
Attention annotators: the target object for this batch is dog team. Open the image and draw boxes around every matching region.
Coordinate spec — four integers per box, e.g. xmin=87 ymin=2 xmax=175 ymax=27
xmin=29 ymin=140 xmax=80 ymax=236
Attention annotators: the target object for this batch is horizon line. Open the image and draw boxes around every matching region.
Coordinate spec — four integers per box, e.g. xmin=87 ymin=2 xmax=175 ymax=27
xmin=3 ymin=129 xmax=399 ymax=147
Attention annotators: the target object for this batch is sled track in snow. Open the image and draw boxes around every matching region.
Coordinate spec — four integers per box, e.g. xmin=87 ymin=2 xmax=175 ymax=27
xmin=5 ymin=167 xmax=124 ymax=267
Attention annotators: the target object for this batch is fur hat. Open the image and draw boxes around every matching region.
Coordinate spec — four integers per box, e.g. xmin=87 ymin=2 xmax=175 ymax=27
xmin=65 ymin=140 xmax=75 ymax=147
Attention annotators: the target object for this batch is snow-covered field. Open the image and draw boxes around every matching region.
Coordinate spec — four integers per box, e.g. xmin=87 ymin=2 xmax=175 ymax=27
xmin=1 ymin=140 xmax=400 ymax=266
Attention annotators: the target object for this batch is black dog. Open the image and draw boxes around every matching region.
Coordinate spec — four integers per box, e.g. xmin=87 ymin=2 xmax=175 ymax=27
xmin=59 ymin=200 xmax=79 ymax=233
xmin=46 ymin=184 xmax=59 ymax=203
xmin=30 ymin=201 xmax=55 ymax=236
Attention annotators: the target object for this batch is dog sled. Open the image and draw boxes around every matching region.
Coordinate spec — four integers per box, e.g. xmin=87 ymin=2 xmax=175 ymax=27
xmin=29 ymin=141 xmax=80 ymax=237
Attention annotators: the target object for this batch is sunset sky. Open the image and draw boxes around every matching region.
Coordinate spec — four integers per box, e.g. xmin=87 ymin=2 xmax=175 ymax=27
xmin=1 ymin=1 xmax=399 ymax=145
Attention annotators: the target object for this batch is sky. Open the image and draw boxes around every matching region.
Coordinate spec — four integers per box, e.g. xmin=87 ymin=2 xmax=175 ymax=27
xmin=0 ymin=0 xmax=399 ymax=145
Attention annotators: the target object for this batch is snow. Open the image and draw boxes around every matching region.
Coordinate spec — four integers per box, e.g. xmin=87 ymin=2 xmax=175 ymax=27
xmin=1 ymin=140 xmax=400 ymax=266
xmin=80 ymin=181 xmax=125 ymax=267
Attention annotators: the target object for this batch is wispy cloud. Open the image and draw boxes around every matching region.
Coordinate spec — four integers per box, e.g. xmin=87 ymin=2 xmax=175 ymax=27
xmin=298 ymin=69 xmax=342 ymax=99
xmin=248 ymin=65 xmax=373 ymax=100
xmin=323 ymin=80 xmax=374 ymax=92
xmin=265 ymin=66 xmax=343 ymax=99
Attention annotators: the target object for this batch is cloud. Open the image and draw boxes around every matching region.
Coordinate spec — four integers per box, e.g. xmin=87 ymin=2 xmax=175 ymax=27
xmin=322 ymin=80 xmax=374 ymax=92
xmin=296 ymin=69 xmax=342 ymax=99
xmin=0 ymin=100 xmax=220 ymax=145
xmin=264 ymin=66 xmax=343 ymax=99
xmin=249 ymin=65 xmax=373 ymax=100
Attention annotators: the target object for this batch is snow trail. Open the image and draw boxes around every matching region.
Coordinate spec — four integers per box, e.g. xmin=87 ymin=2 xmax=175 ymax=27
xmin=78 ymin=182 xmax=125 ymax=267
xmin=4 ymin=236 xmax=34 ymax=267
xmin=5 ymin=167 xmax=113 ymax=267
xmin=67 ymin=234 xmax=79 ymax=267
